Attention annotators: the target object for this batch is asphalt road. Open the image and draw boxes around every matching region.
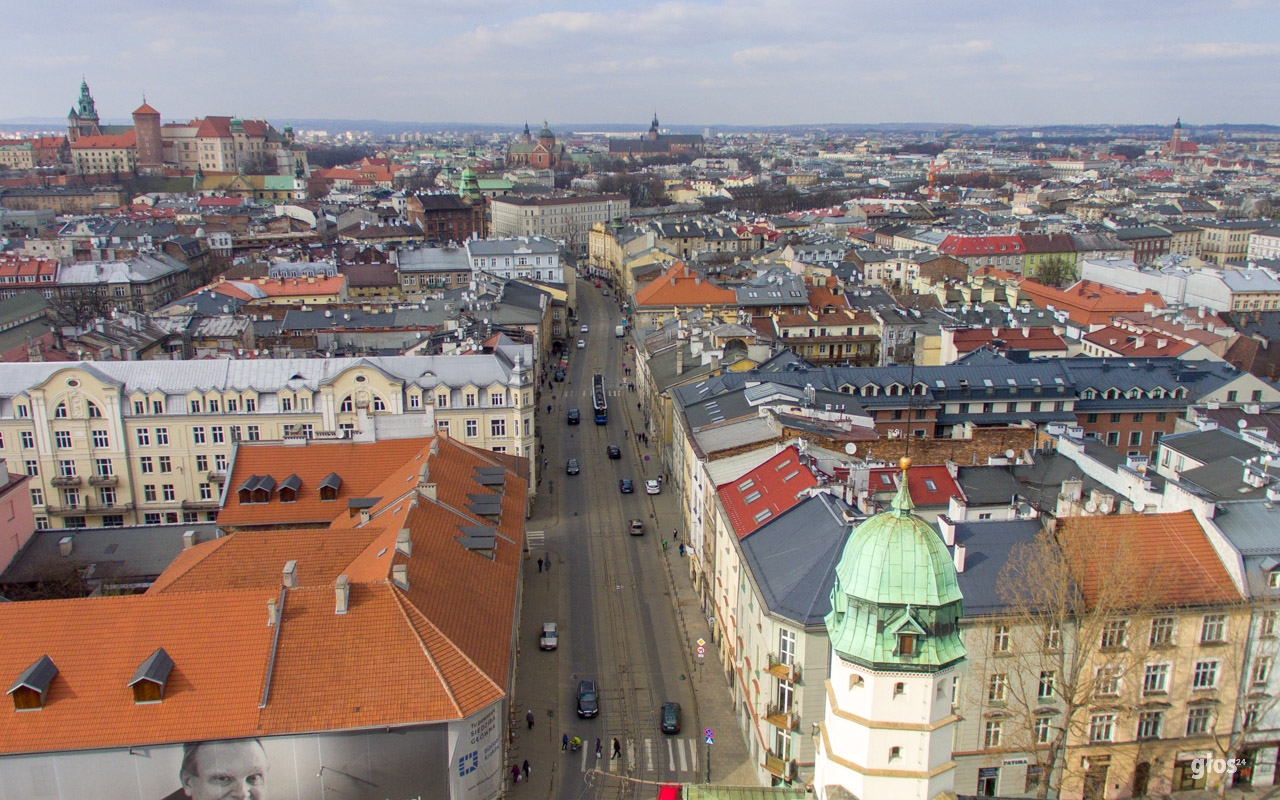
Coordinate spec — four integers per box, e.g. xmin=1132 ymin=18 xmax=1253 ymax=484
xmin=520 ymin=280 xmax=704 ymax=799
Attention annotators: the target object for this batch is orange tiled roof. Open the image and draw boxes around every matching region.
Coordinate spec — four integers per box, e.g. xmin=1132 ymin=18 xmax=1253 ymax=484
xmin=1057 ymin=511 xmax=1241 ymax=608
xmin=251 ymin=276 xmax=347 ymax=297
xmin=0 ymin=435 xmax=526 ymax=754
xmin=633 ymin=261 xmax=736 ymax=308
xmin=69 ymin=130 xmax=137 ymax=150
xmin=1018 ymin=278 xmax=1165 ymax=326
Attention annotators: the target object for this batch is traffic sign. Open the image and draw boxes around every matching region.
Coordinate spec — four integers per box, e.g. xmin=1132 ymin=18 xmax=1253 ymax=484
xmin=704 ymin=729 xmax=715 ymax=745
xmin=696 ymin=638 xmax=706 ymax=647
xmin=696 ymin=645 xmax=706 ymax=657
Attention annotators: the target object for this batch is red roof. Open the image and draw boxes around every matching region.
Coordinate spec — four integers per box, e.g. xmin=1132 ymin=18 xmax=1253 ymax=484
xmin=133 ymin=101 xmax=160 ymax=116
xmin=69 ymin=130 xmax=136 ymax=150
xmin=1082 ymin=325 xmax=1194 ymax=357
xmin=717 ymin=446 xmax=819 ymax=538
xmin=939 ymin=235 xmax=1025 ymax=257
xmin=868 ymin=465 xmax=960 ymax=508
xmin=1018 ymin=278 xmax=1165 ymax=326
xmin=950 ymin=326 xmax=1069 ymax=353
xmin=634 ymin=261 xmax=736 ymax=308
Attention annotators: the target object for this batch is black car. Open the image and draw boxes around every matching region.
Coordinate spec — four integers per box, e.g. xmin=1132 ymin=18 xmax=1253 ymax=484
xmin=619 ymin=478 xmax=634 ymax=493
xmin=607 ymin=445 xmax=621 ymax=459
xmin=566 ymin=459 xmax=580 ymax=475
xmin=567 ymin=408 xmax=580 ymax=424
xmin=554 ymin=369 xmax=566 ymax=382
xmin=660 ymin=702 xmax=681 ymax=734
xmin=576 ymin=679 xmax=599 ymax=718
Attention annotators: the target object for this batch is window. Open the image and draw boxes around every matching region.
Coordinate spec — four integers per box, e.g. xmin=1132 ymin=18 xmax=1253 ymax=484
xmin=16 ymin=404 xmax=27 ymax=418
xmin=435 ymin=420 xmax=448 ymax=435
xmin=408 ymin=394 xmax=421 ymax=410
xmin=465 ymin=393 xmax=477 ymax=407
xmin=372 ymin=396 xmax=386 ymax=412
xmin=1038 ymin=670 xmax=1056 ymax=699
xmin=1143 ymin=663 xmax=1169 ymax=694
xmin=1228 ymin=390 xmax=1239 ymax=402
xmin=144 ymin=513 xmax=161 ymax=525
xmin=227 ymin=399 xmax=237 ymax=412
xmin=490 ymin=392 xmax=504 ymax=406
xmin=299 ymin=424 xmax=313 ymax=439
xmin=280 ymin=396 xmax=292 ymax=412
xmin=491 ymin=419 xmax=506 ymax=437
xmin=1254 ymin=390 xmax=1264 ymax=403
xmin=437 ymin=393 xmax=449 ymax=408
xmin=24 ymin=460 xmax=38 ymax=477
xmin=247 ymin=426 xmax=260 ymax=441
xmin=199 ymin=483 xmax=214 ymax=501
xmin=151 ymin=400 xmax=163 ymax=415
xmin=214 ymin=454 xmax=228 ymax=471
xmin=1186 ymin=706 xmax=1213 ymax=735
xmin=136 ymin=428 xmax=150 ymax=446
xmin=192 ymin=427 xmax=205 ymax=445
xmin=87 ymin=403 xmax=101 ymax=418
xmin=140 ymin=457 xmax=153 ymax=474
xmin=211 ymin=426 xmax=224 ymax=444
xmin=1150 ymin=616 xmax=1175 ymax=646
xmin=1263 ymin=611 xmax=1278 ymax=637
xmin=144 ymin=485 xmax=157 ymax=502
xmin=299 ymin=395 xmax=310 ymax=411
xmin=1137 ymin=710 xmax=1163 ymax=740
xmin=1106 ymin=431 xmax=1120 ymax=447
xmin=133 ymin=400 xmax=145 ymax=415
xmin=1110 ymin=413 xmax=1122 ymax=423
xmin=1086 ymin=413 xmax=1098 ymax=423
xmin=993 ymin=625 xmax=1010 ymax=652
xmin=54 ymin=431 xmax=72 ymax=449
xmin=340 ymin=397 xmax=353 ymax=412
xmin=1253 ymin=656 xmax=1273 ymax=685
xmin=56 ymin=460 xmax=75 ymax=478
xmin=1095 ymin=666 xmax=1121 ymax=696
xmin=1156 ymin=412 xmax=1167 ymax=422
xmin=30 ymin=487 xmax=43 ymax=506
xmin=465 ymin=420 xmax=478 ymax=437
xmin=1201 ymin=614 xmax=1226 ymax=643
xmin=983 ymin=720 xmax=1003 ymax=749
xmin=98 ymin=486 xmax=116 ymax=506
xmin=1025 ymin=766 xmax=1044 ymax=793
xmin=988 ymin=673 xmax=1007 ymax=703
xmin=244 ymin=398 xmax=255 ymax=412
xmin=1101 ymin=619 xmax=1128 ymax=649
xmin=62 ymin=488 xmax=79 ymax=508
xmin=1129 ymin=431 xmax=1142 ymax=447
xmin=1027 ymin=714 xmax=1051 ymax=745
xmin=1192 ymin=660 xmax=1219 ymax=689
xmin=54 ymin=402 xmax=67 ymax=419
xmin=155 ymin=428 xmax=168 ymax=446
xmin=1245 ymin=701 xmax=1262 ymax=730
xmin=1089 ymin=713 xmax=1115 ymax=743
xmin=162 ymin=485 xmax=175 ymax=502
xmin=1044 ymin=622 xmax=1062 ymax=650
xmin=20 ymin=431 xmax=34 ymax=449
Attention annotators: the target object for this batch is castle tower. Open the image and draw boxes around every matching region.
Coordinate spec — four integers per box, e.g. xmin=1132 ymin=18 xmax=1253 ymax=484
xmin=814 ymin=458 xmax=966 ymax=800
xmin=132 ymin=99 xmax=163 ymax=175
xmin=67 ymin=79 xmax=100 ymax=144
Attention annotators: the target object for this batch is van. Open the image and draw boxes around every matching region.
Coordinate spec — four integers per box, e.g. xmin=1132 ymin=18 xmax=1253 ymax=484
xmin=615 ymin=324 xmax=626 ymax=337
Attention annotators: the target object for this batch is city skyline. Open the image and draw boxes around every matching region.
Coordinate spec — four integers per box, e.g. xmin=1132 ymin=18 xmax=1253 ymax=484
xmin=2 ymin=0 xmax=1279 ymax=128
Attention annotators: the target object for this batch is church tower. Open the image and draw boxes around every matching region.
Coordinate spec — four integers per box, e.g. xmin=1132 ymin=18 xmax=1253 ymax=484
xmin=67 ymin=79 xmax=100 ymax=144
xmin=648 ymin=111 xmax=660 ymax=141
xmin=814 ymin=458 xmax=965 ymax=800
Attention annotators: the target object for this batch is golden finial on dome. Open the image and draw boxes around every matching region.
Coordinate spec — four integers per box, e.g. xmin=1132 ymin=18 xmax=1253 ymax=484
xmin=899 ymin=456 xmax=912 ymax=472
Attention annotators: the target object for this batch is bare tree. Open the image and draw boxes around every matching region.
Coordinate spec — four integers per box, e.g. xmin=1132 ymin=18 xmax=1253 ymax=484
xmin=979 ymin=523 xmax=1158 ymax=799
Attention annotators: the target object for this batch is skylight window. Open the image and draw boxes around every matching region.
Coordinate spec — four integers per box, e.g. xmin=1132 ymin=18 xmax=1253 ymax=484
xmin=738 ymin=478 xmax=755 ymax=492
xmin=924 ymin=479 xmax=938 ymax=492
xmin=753 ymin=509 xmax=773 ymax=524
xmin=783 ymin=470 xmax=800 ymax=481
xmin=775 ymin=459 xmax=793 ymax=471
xmin=744 ymin=490 xmax=762 ymax=503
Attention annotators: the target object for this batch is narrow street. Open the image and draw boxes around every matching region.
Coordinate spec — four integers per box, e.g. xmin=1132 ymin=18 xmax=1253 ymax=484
xmin=509 ymin=279 xmax=754 ymax=799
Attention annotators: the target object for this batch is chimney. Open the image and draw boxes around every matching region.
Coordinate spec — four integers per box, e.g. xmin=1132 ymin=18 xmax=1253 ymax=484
xmin=953 ymin=542 xmax=967 ymax=573
xmin=676 ymin=347 xmax=684 ymax=376
xmin=182 ymin=530 xmax=197 ymax=550
xmin=420 ymin=483 xmax=437 ymax=502
xmin=396 ymin=528 xmax=412 ymax=556
xmin=58 ymin=536 xmax=73 ymax=557
xmin=267 ymin=598 xmax=279 ymax=627
xmin=392 ymin=564 xmax=408 ymax=590
xmin=282 ymin=560 xmax=298 ymax=588
xmin=359 ymin=509 xmax=371 ymax=525
xmin=335 ymin=575 xmax=350 ymax=615
xmin=938 ymin=515 xmax=956 ymax=546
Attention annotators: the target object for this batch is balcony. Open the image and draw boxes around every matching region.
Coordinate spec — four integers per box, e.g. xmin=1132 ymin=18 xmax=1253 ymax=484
xmin=765 ymin=703 xmax=800 ymax=731
xmin=88 ymin=474 xmax=118 ymax=487
xmin=45 ymin=501 xmax=134 ymax=516
xmin=50 ymin=475 xmax=82 ymax=488
xmin=763 ymin=751 xmax=789 ymax=779
xmin=182 ymin=499 xmax=220 ymax=511
xmin=766 ymin=654 xmax=802 ymax=683
xmin=207 ymin=470 xmax=227 ymax=483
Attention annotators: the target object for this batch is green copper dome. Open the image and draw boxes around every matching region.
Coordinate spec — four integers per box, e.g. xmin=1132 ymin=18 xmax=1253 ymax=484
xmin=825 ymin=462 xmax=966 ymax=672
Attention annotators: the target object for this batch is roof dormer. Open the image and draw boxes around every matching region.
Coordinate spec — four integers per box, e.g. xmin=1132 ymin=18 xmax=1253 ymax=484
xmin=128 ymin=648 xmax=174 ymax=704
xmin=8 ymin=655 xmax=57 ymax=711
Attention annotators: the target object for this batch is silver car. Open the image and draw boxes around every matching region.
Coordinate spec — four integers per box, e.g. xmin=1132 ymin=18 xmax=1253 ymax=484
xmin=540 ymin=622 xmax=558 ymax=650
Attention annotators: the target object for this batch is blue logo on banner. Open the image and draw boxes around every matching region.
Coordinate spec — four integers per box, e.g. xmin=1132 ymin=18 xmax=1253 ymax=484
xmin=458 ymin=751 xmax=479 ymax=776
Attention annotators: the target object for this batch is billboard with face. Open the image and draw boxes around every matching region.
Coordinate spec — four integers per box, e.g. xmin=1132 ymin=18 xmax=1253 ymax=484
xmin=0 ymin=704 xmax=503 ymax=800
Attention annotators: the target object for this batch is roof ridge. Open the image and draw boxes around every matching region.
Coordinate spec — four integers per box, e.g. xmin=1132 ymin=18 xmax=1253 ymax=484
xmin=390 ymin=588 xmax=488 ymax=718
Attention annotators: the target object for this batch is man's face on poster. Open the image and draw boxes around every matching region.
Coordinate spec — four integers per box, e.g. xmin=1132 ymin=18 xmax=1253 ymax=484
xmin=182 ymin=740 xmax=268 ymax=800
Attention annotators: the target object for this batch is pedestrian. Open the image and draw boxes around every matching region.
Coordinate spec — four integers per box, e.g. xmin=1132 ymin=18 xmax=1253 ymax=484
xmin=512 ymin=763 xmax=521 ymax=784
xmin=522 ymin=760 xmax=530 ymax=781
xmin=673 ymin=528 xmax=678 ymax=540
xmin=526 ymin=709 xmax=535 ymax=730
xmin=547 ymin=404 xmax=552 ymax=413
xmin=562 ymin=733 xmax=569 ymax=751
xmin=537 ymin=557 xmax=544 ymax=573
xmin=662 ymin=539 xmax=668 ymax=551
xmin=595 ymin=738 xmax=602 ymax=759
xmin=543 ymin=458 xmax=549 ymax=469
xmin=612 ymin=738 xmax=622 ymax=759
xmin=679 ymin=543 xmax=685 ymax=557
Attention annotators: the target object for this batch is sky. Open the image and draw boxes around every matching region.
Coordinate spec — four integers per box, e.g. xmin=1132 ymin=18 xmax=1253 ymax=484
xmin=3 ymin=0 xmax=1280 ymax=128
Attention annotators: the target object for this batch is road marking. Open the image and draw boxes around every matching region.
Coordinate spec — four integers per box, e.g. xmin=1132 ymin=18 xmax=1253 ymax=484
xmin=689 ymin=739 xmax=697 ymax=771
xmin=667 ymin=738 xmax=675 ymax=771
xmin=627 ymin=739 xmax=635 ymax=771
xmin=678 ymin=739 xmax=689 ymax=772
xmin=645 ymin=738 xmax=654 ymax=772
xmin=526 ymin=531 xmax=545 ymax=549
xmin=580 ymin=745 xmax=588 ymax=772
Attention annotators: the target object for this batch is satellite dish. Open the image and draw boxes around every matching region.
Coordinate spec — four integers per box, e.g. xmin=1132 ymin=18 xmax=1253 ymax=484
xmin=1239 ymin=420 xmax=1249 ymax=428
xmin=1085 ymin=500 xmax=1099 ymax=513
xmin=1005 ymin=449 xmax=1016 ymax=459
xmin=1133 ymin=502 xmax=1147 ymax=513
xmin=844 ymin=442 xmax=858 ymax=455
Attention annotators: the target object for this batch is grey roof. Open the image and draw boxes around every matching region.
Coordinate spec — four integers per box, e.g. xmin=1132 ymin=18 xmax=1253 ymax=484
xmin=0 ymin=523 xmax=219 ymax=585
xmin=693 ymin=415 xmax=780 ymax=456
xmin=951 ymin=518 xmax=1043 ymax=615
xmin=394 ymin=246 xmax=470 ymax=273
xmin=8 ymin=654 xmax=57 ymax=697
xmin=57 ymin=253 xmax=188 ymax=286
xmin=739 ymin=493 xmax=854 ymax=626
xmin=128 ymin=647 xmax=175 ymax=689
xmin=466 ymin=236 xmax=558 ymax=256
xmin=1160 ymin=428 xmax=1261 ymax=463
xmin=955 ymin=467 xmax=1024 ymax=506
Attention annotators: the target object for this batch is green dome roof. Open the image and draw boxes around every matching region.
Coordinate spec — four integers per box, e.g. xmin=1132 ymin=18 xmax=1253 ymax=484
xmin=825 ymin=465 xmax=965 ymax=671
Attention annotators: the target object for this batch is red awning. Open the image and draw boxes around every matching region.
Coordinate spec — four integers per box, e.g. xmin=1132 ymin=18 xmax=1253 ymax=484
xmin=657 ymin=786 xmax=681 ymax=800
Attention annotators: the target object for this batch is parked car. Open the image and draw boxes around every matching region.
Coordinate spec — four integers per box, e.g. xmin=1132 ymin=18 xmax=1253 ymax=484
xmin=576 ymin=679 xmax=599 ymax=718
xmin=581 ymin=324 xmax=589 ymax=333
xmin=540 ymin=622 xmax=558 ymax=650
xmin=567 ymin=408 xmax=580 ymax=424
xmin=554 ymin=369 xmax=566 ymax=382
xmin=577 ymin=339 xmax=586 ymax=349
xmin=566 ymin=459 xmax=580 ymax=475
xmin=629 ymin=519 xmax=644 ymax=535
xmin=645 ymin=479 xmax=661 ymax=495
xmin=607 ymin=445 xmax=621 ymax=459
xmin=619 ymin=478 xmax=634 ymax=493
xmin=660 ymin=702 xmax=681 ymax=733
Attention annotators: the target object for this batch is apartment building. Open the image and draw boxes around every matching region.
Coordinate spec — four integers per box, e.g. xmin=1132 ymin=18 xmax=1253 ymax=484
xmin=0 ymin=349 xmax=536 ymax=529
xmin=489 ymin=193 xmax=629 ymax=256
xmin=467 ymin=236 xmax=564 ymax=283
xmin=1195 ymin=220 xmax=1272 ymax=265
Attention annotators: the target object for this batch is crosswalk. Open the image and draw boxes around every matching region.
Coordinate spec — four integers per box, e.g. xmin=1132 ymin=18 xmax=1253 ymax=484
xmin=526 ymin=530 xmax=545 ymax=550
xmin=572 ymin=737 xmax=701 ymax=775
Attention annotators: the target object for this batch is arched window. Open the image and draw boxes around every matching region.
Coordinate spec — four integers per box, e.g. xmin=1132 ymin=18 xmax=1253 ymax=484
xmin=372 ymin=396 xmax=386 ymax=412
xmin=340 ymin=396 xmax=353 ymax=413
xmin=54 ymin=402 xmax=67 ymax=418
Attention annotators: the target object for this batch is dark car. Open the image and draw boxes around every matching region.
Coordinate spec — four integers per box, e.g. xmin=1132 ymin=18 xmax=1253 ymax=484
xmin=607 ymin=445 xmax=621 ymax=459
xmin=576 ymin=679 xmax=599 ymax=718
xmin=619 ymin=478 xmax=634 ymax=493
xmin=660 ymin=702 xmax=681 ymax=733
xmin=554 ymin=369 xmax=566 ymax=382
xmin=567 ymin=408 xmax=580 ymax=424
xmin=566 ymin=459 xmax=580 ymax=475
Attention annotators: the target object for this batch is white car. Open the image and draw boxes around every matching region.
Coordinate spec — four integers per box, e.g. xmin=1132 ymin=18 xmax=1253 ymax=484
xmin=577 ymin=339 xmax=586 ymax=349
xmin=581 ymin=324 xmax=589 ymax=333
xmin=645 ymin=479 xmax=661 ymax=495
xmin=540 ymin=622 xmax=558 ymax=650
